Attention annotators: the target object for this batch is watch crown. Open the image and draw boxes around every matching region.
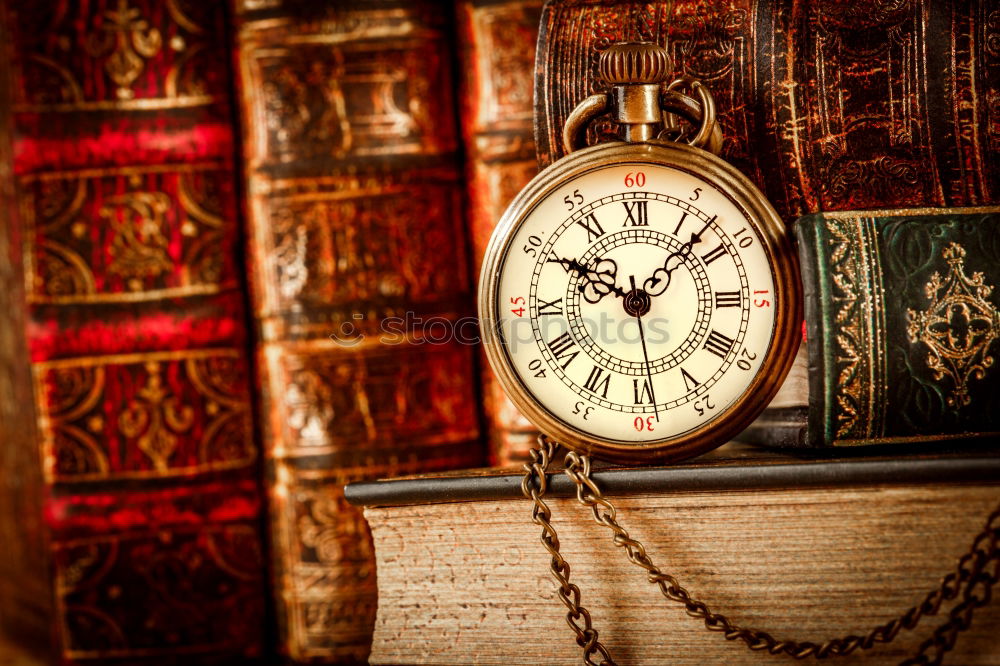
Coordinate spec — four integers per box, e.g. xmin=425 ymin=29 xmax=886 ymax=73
xmin=598 ymin=42 xmax=671 ymax=85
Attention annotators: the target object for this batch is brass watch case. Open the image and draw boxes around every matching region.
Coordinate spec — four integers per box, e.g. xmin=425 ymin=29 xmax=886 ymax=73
xmin=478 ymin=139 xmax=802 ymax=464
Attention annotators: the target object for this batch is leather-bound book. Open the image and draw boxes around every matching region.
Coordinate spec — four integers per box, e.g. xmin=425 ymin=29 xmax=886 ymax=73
xmin=456 ymin=0 xmax=543 ymax=465
xmin=534 ymin=0 xmax=1000 ymax=224
xmin=0 ymin=0 xmax=267 ymax=662
xmin=233 ymin=1 xmax=484 ymax=661
xmin=742 ymin=205 xmax=1000 ymax=447
xmin=533 ymin=0 xmax=1000 ymax=449
xmin=346 ymin=442 xmax=1000 ymax=663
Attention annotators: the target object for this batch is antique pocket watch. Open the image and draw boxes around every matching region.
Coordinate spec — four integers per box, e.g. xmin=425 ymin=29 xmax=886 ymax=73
xmin=476 ymin=43 xmax=997 ymax=664
xmin=479 ymin=42 xmax=801 ymax=464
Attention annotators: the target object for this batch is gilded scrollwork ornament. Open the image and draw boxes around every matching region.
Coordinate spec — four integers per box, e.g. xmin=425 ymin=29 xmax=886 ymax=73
xmin=119 ymin=361 xmax=196 ymax=473
xmin=907 ymin=243 xmax=1000 ymax=407
xmin=104 ymin=191 xmax=174 ymax=289
xmin=85 ymin=0 xmax=163 ymax=100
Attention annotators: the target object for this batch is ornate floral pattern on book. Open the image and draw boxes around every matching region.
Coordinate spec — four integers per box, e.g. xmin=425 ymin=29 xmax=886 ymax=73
xmin=54 ymin=523 xmax=264 ymax=660
xmin=535 ymin=0 xmax=1000 ymax=223
xmin=457 ymin=0 xmax=542 ymax=465
xmin=36 ymin=349 xmax=255 ymax=482
xmin=0 ymin=0 xmax=267 ymax=660
xmin=235 ymin=3 xmax=483 ymax=661
xmin=263 ymin=343 xmax=479 ymax=460
xmin=798 ymin=206 xmax=1000 ymax=446
xmin=12 ymin=0 xmax=227 ymax=112
xmin=21 ymin=165 xmax=239 ymax=303
xmin=252 ymin=171 xmax=468 ymax=320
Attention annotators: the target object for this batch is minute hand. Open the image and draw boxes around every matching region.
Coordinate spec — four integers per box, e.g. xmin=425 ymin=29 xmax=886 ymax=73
xmin=643 ymin=215 xmax=716 ymax=297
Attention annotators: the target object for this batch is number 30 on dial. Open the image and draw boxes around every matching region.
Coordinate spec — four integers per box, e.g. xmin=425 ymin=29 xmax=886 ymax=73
xmin=479 ymin=142 xmax=801 ymax=463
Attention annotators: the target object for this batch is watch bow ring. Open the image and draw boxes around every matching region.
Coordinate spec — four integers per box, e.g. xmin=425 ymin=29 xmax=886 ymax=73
xmin=561 ymin=42 xmax=724 ymax=155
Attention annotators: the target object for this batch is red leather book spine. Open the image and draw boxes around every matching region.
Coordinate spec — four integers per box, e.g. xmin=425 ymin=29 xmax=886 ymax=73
xmin=0 ymin=1 xmax=267 ymax=661
xmin=456 ymin=0 xmax=544 ymax=465
xmin=534 ymin=0 xmax=1000 ymax=223
xmin=233 ymin=1 xmax=484 ymax=661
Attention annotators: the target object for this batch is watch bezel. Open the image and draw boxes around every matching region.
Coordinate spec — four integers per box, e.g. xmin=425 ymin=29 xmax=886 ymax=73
xmin=478 ymin=140 xmax=802 ymax=464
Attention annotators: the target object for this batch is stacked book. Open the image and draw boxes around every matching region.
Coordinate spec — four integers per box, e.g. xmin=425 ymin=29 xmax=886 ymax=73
xmin=346 ymin=442 xmax=1000 ymax=663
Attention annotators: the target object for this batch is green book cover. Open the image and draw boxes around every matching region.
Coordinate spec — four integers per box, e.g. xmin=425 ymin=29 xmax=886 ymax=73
xmin=797 ymin=206 xmax=1000 ymax=446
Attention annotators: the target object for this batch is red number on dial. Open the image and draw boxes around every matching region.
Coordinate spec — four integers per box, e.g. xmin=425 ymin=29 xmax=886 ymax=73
xmin=624 ymin=172 xmax=646 ymax=187
xmin=633 ymin=416 xmax=655 ymax=432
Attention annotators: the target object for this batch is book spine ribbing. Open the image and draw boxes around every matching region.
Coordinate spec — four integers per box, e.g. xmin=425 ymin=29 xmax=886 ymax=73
xmin=232 ymin=1 xmax=484 ymax=660
xmin=0 ymin=0 xmax=268 ymax=661
xmin=798 ymin=211 xmax=832 ymax=447
xmin=534 ymin=0 xmax=1000 ymax=224
xmin=455 ymin=0 xmax=543 ymax=465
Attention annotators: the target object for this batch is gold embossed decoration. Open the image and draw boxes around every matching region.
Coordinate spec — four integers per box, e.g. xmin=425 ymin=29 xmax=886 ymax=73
xmin=23 ymin=167 xmax=235 ymax=304
xmin=36 ymin=351 xmax=256 ymax=482
xmin=104 ymin=191 xmax=174 ymax=290
xmin=119 ymin=361 xmax=195 ymax=472
xmin=823 ymin=216 xmax=887 ymax=441
xmin=14 ymin=0 xmax=216 ymax=112
xmin=86 ymin=0 xmax=163 ymax=100
xmin=907 ymin=243 xmax=1000 ymax=407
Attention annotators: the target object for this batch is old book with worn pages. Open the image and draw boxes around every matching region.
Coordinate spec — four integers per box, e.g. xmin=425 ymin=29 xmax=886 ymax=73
xmin=346 ymin=442 xmax=1000 ymax=665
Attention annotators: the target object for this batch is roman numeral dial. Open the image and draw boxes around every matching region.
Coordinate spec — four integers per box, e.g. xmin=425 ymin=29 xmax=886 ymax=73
xmin=490 ymin=161 xmax=780 ymax=450
xmin=528 ymin=192 xmax=754 ymax=414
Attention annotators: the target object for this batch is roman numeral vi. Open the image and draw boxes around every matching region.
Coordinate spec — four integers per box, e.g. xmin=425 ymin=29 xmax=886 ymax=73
xmin=633 ymin=378 xmax=654 ymax=404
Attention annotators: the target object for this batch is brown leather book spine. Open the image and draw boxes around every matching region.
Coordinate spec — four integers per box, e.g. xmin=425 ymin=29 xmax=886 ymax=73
xmin=534 ymin=0 xmax=1000 ymax=224
xmin=233 ymin=1 xmax=484 ymax=661
xmin=0 ymin=0 xmax=267 ymax=662
xmin=0 ymin=7 xmax=49 ymax=653
xmin=456 ymin=0 xmax=543 ymax=465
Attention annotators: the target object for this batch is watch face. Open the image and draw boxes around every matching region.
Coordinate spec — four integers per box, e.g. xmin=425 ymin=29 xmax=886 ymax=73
xmin=481 ymin=143 xmax=796 ymax=461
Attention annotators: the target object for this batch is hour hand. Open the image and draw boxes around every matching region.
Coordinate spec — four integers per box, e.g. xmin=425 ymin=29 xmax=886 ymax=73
xmin=643 ymin=266 xmax=671 ymax=296
xmin=643 ymin=225 xmax=709 ymax=296
xmin=643 ymin=244 xmax=690 ymax=296
xmin=548 ymin=255 xmax=626 ymax=303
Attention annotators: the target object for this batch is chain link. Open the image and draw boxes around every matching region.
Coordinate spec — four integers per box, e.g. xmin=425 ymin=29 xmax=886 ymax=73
xmin=522 ymin=437 xmax=1000 ymax=665
xmin=522 ymin=437 xmax=614 ymax=665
